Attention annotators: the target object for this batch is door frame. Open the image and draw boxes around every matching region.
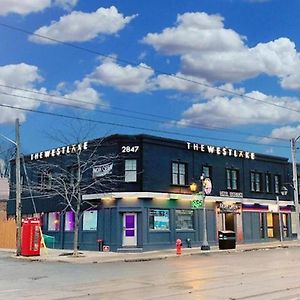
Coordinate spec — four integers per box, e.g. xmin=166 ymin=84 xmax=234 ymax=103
xmin=122 ymin=212 xmax=137 ymax=247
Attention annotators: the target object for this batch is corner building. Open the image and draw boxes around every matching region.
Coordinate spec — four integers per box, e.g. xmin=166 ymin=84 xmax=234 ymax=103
xmin=8 ymin=134 xmax=297 ymax=251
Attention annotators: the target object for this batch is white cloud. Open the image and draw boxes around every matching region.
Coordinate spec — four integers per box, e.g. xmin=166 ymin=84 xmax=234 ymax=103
xmin=178 ymin=91 xmax=300 ymax=128
xmin=0 ymin=0 xmax=51 ymax=16
xmin=255 ymin=126 xmax=300 ymax=144
xmin=143 ymin=12 xmax=300 ymax=89
xmin=54 ymin=0 xmax=78 ymax=10
xmin=0 ymin=63 xmax=106 ymax=124
xmin=143 ymin=12 xmax=245 ymax=55
xmin=88 ymin=57 xmax=155 ymax=93
xmin=30 ymin=6 xmax=137 ymax=44
xmin=0 ymin=63 xmax=44 ymax=123
xmin=57 ymin=79 xmax=107 ymax=110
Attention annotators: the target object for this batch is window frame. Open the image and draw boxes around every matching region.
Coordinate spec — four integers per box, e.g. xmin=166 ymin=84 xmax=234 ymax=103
xmin=48 ymin=212 xmax=60 ymax=232
xmin=149 ymin=209 xmax=170 ymax=231
xmin=274 ymin=174 xmax=281 ymax=194
xmin=202 ymin=165 xmax=212 ymax=179
xmin=175 ymin=209 xmax=195 ymax=230
xmin=265 ymin=173 xmax=272 ymax=193
xmin=82 ymin=210 xmax=98 ymax=231
xmin=250 ymin=171 xmax=262 ymax=192
xmin=125 ymin=159 xmax=137 ymax=183
xmin=171 ymin=161 xmax=187 ymax=186
xmin=226 ymin=168 xmax=239 ymax=191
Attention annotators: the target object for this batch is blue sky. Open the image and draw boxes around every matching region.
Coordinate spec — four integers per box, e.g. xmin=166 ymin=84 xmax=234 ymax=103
xmin=0 ymin=0 xmax=300 ymax=159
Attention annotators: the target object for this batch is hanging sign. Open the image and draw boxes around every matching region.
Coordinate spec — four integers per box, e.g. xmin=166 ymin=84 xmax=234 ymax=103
xmin=92 ymin=162 xmax=113 ymax=178
xmin=191 ymin=193 xmax=204 ymax=209
xmin=203 ymin=178 xmax=212 ymax=195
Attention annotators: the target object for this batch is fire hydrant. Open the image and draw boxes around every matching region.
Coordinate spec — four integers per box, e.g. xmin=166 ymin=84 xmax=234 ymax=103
xmin=176 ymin=239 xmax=182 ymax=255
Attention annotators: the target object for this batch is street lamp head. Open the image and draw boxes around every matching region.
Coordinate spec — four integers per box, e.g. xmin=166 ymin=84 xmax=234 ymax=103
xmin=280 ymin=186 xmax=288 ymax=196
xmin=189 ymin=182 xmax=198 ymax=193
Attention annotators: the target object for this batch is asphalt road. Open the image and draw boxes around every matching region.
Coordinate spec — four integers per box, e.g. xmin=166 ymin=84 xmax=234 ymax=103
xmin=1 ymin=247 xmax=300 ymax=300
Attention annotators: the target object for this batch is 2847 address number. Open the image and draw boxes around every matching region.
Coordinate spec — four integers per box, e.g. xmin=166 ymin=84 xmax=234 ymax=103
xmin=121 ymin=146 xmax=140 ymax=153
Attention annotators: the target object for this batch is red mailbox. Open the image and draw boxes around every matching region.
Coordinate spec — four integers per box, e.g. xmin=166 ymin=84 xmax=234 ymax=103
xmin=21 ymin=217 xmax=41 ymax=256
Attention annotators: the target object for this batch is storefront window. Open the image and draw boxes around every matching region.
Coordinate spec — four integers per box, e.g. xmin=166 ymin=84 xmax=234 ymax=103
xmin=149 ymin=209 xmax=169 ymax=230
xmin=267 ymin=212 xmax=274 ymax=238
xmin=282 ymin=213 xmax=289 ymax=238
xmin=48 ymin=212 xmax=60 ymax=231
xmin=83 ymin=210 xmax=97 ymax=231
xmin=64 ymin=211 xmax=75 ymax=231
xmin=175 ymin=210 xmax=194 ymax=230
xmin=260 ymin=213 xmax=266 ymax=238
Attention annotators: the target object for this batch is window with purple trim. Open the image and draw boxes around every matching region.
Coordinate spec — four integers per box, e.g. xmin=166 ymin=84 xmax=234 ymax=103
xmin=48 ymin=212 xmax=60 ymax=231
xmin=64 ymin=211 xmax=75 ymax=231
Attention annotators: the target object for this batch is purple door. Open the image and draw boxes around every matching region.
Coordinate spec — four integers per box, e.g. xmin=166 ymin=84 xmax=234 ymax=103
xmin=123 ymin=213 xmax=137 ymax=246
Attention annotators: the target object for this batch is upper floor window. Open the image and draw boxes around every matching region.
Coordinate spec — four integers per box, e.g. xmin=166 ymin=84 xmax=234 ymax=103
xmin=125 ymin=159 xmax=137 ymax=182
xmin=202 ymin=165 xmax=212 ymax=179
xmin=39 ymin=170 xmax=52 ymax=190
xmin=274 ymin=175 xmax=281 ymax=194
xmin=265 ymin=173 xmax=271 ymax=193
xmin=172 ymin=162 xmax=187 ymax=185
xmin=226 ymin=169 xmax=238 ymax=190
xmin=69 ymin=166 xmax=78 ymax=186
xmin=250 ymin=172 xmax=262 ymax=192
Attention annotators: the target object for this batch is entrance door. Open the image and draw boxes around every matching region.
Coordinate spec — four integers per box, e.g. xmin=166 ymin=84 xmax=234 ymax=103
xmin=122 ymin=213 xmax=137 ymax=247
xmin=225 ymin=213 xmax=235 ymax=231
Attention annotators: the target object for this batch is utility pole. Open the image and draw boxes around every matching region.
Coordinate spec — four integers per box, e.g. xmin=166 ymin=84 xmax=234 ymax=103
xmin=15 ymin=118 xmax=22 ymax=256
xmin=291 ymin=137 xmax=300 ymax=240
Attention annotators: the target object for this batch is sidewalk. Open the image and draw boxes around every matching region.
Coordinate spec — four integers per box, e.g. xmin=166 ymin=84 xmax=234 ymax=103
xmin=3 ymin=240 xmax=300 ymax=264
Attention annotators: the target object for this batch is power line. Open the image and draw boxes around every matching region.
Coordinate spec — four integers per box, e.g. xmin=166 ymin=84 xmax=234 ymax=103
xmin=0 ymin=22 xmax=298 ymax=116
xmin=0 ymin=102 xmax=290 ymax=149
xmin=0 ymin=84 xmax=288 ymax=143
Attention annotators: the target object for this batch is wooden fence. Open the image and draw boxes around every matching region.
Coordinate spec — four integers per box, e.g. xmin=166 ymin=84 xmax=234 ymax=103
xmin=0 ymin=219 xmax=16 ymax=249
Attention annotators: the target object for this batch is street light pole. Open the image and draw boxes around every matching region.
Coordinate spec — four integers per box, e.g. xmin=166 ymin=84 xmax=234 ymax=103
xmin=15 ymin=118 xmax=22 ymax=256
xmin=200 ymin=175 xmax=210 ymax=251
xmin=291 ymin=137 xmax=300 ymax=240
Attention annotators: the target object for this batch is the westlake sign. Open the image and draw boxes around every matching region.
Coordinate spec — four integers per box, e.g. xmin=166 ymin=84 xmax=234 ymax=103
xmin=186 ymin=142 xmax=255 ymax=160
xmin=30 ymin=141 xmax=88 ymax=161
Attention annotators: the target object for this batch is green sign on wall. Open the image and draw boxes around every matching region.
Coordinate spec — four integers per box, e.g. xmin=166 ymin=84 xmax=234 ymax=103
xmin=191 ymin=193 xmax=204 ymax=209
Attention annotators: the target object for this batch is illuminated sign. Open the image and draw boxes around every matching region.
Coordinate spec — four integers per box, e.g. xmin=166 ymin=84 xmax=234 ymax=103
xmin=30 ymin=142 xmax=88 ymax=161
xmin=186 ymin=142 xmax=255 ymax=160
xmin=219 ymin=191 xmax=243 ymax=198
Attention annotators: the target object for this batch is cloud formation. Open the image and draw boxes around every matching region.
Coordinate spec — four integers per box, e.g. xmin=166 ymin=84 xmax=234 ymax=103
xmin=30 ymin=6 xmax=137 ymax=44
xmin=143 ymin=12 xmax=300 ymax=90
xmin=87 ymin=57 xmax=155 ymax=93
xmin=0 ymin=0 xmax=51 ymax=16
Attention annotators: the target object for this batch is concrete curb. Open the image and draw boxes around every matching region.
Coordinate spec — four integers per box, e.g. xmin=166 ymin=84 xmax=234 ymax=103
xmin=4 ymin=241 xmax=300 ymax=264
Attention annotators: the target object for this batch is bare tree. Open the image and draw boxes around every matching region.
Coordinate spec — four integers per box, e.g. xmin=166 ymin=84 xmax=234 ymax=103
xmin=23 ymin=135 xmax=123 ymax=256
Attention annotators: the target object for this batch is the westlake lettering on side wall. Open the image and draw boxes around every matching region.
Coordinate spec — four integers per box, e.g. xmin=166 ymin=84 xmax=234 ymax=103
xmin=186 ymin=142 xmax=255 ymax=160
xmin=30 ymin=142 xmax=88 ymax=161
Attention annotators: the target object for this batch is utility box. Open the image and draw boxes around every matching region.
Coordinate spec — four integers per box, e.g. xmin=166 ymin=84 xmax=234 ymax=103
xmin=21 ymin=217 xmax=41 ymax=256
xmin=218 ymin=230 xmax=236 ymax=250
